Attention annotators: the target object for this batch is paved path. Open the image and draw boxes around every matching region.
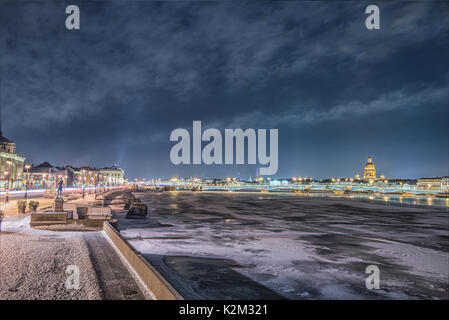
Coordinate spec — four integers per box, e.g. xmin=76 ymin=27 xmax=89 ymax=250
xmin=0 ymin=218 xmax=102 ymax=300
xmin=0 ymin=215 xmax=148 ymax=300
xmin=83 ymin=232 xmax=147 ymax=300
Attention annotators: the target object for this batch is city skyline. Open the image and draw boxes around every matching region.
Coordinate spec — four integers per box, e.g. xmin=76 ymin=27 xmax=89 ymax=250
xmin=0 ymin=1 xmax=448 ymax=304
xmin=1 ymin=1 xmax=448 ymax=179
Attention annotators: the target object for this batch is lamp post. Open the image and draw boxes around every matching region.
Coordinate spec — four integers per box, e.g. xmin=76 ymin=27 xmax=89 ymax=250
xmin=99 ymin=174 xmax=103 ymax=192
xmin=88 ymin=171 xmax=92 ymax=194
xmin=82 ymin=170 xmax=86 ymax=197
xmin=4 ymin=171 xmax=9 ymax=203
xmin=82 ymin=175 xmax=86 ymax=198
xmin=24 ymin=164 xmax=31 ymax=199
xmin=6 ymin=160 xmax=12 ymax=190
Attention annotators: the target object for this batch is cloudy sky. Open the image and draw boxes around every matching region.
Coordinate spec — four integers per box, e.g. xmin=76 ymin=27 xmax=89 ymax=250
xmin=1 ymin=1 xmax=448 ymax=179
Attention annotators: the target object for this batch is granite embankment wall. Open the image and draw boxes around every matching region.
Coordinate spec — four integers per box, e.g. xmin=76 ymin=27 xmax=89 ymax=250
xmin=103 ymin=221 xmax=184 ymax=300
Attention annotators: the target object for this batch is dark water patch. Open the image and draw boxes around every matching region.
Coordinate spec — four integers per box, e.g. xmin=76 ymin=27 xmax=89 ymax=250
xmin=143 ymin=254 xmax=286 ymax=300
xmin=243 ymin=248 xmax=270 ymax=255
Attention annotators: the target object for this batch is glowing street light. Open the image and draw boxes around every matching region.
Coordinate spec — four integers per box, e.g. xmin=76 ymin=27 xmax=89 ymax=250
xmin=24 ymin=164 xmax=31 ymax=199
xmin=4 ymin=170 xmax=10 ymax=203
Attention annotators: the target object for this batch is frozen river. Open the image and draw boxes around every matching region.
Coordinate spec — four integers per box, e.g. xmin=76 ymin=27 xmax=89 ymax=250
xmin=117 ymin=191 xmax=448 ymax=299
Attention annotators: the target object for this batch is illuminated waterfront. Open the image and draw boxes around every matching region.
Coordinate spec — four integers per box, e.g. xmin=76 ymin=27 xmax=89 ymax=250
xmin=138 ymin=181 xmax=449 ymax=209
xmin=339 ymin=193 xmax=449 ymax=208
xmin=295 ymin=192 xmax=449 ymax=209
xmin=181 ymin=190 xmax=449 ymax=209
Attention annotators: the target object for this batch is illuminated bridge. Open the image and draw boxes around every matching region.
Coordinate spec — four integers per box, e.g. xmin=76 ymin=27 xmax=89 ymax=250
xmin=153 ymin=182 xmax=443 ymax=195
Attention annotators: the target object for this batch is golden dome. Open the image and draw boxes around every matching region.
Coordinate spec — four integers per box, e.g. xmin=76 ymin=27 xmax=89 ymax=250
xmin=363 ymin=156 xmax=376 ymax=180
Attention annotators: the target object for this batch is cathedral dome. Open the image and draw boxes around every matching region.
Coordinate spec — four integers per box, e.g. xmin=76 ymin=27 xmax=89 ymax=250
xmin=363 ymin=156 xmax=376 ymax=180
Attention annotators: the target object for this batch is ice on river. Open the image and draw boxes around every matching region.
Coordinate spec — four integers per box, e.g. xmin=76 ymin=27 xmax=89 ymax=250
xmin=117 ymin=192 xmax=448 ymax=299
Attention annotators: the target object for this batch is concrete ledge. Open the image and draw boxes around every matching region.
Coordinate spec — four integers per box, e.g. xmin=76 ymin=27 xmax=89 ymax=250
xmin=103 ymin=221 xmax=184 ymax=300
xmin=31 ymin=212 xmax=68 ymax=220
xmin=30 ymin=212 xmax=69 ymax=227
xmin=88 ymin=206 xmax=112 ymax=219
xmin=75 ymin=219 xmax=110 ymax=228
xmin=30 ymin=220 xmax=69 ymax=226
xmin=63 ymin=203 xmax=78 ymax=213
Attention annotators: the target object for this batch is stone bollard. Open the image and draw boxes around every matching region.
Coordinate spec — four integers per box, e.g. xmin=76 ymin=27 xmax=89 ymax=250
xmin=126 ymin=203 xmax=148 ymax=218
xmin=54 ymin=198 xmax=64 ymax=212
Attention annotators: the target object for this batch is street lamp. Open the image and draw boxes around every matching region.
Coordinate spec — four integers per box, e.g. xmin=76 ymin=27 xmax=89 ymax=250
xmin=6 ymin=160 xmax=12 ymax=191
xmin=83 ymin=176 xmax=87 ymax=198
xmin=4 ymin=171 xmax=9 ymax=203
xmin=24 ymin=164 xmax=31 ymax=199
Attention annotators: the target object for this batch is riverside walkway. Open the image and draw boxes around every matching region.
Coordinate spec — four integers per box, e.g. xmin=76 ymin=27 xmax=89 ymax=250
xmin=0 ymin=195 xmax=149 ymax=300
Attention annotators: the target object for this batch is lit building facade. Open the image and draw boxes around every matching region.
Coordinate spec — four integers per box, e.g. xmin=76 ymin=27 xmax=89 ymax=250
xmin=99 ymin=165 xmax=125 ymax=187
xmin=417 ymin=177 xmax=449 ymax=192
xmin=28 ymin=162 xmax=67 ymax=189
xmin=0 ymin=128 xmax=26 ymax=190
xmin=27 ymin=164 xmax=127 ymax=189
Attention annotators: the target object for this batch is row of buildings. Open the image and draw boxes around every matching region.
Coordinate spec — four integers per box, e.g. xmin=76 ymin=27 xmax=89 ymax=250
xmin=24 ymin=161 xmax=126 ymax=190
xmin=0 ymin=126 xmax=126 ymax=190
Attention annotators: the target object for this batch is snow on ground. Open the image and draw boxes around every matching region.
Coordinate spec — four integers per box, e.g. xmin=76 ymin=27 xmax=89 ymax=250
xmin=0 ymin=216 xmax=102 ymax=300
xmin=117 ymin=191 xmax=449 ymax=300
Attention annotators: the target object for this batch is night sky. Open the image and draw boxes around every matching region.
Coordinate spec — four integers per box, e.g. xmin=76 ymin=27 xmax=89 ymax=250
xmin=1 ymin=1 xmax=448 ymax=179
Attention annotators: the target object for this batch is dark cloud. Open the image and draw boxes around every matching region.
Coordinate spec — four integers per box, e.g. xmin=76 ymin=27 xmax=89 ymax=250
xmin=1 ymin=0 xmax=448 ymax=179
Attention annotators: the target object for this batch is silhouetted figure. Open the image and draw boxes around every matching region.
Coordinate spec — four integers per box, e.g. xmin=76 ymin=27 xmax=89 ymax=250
xmin=57 ymin=179 xmax=63 ymax=198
